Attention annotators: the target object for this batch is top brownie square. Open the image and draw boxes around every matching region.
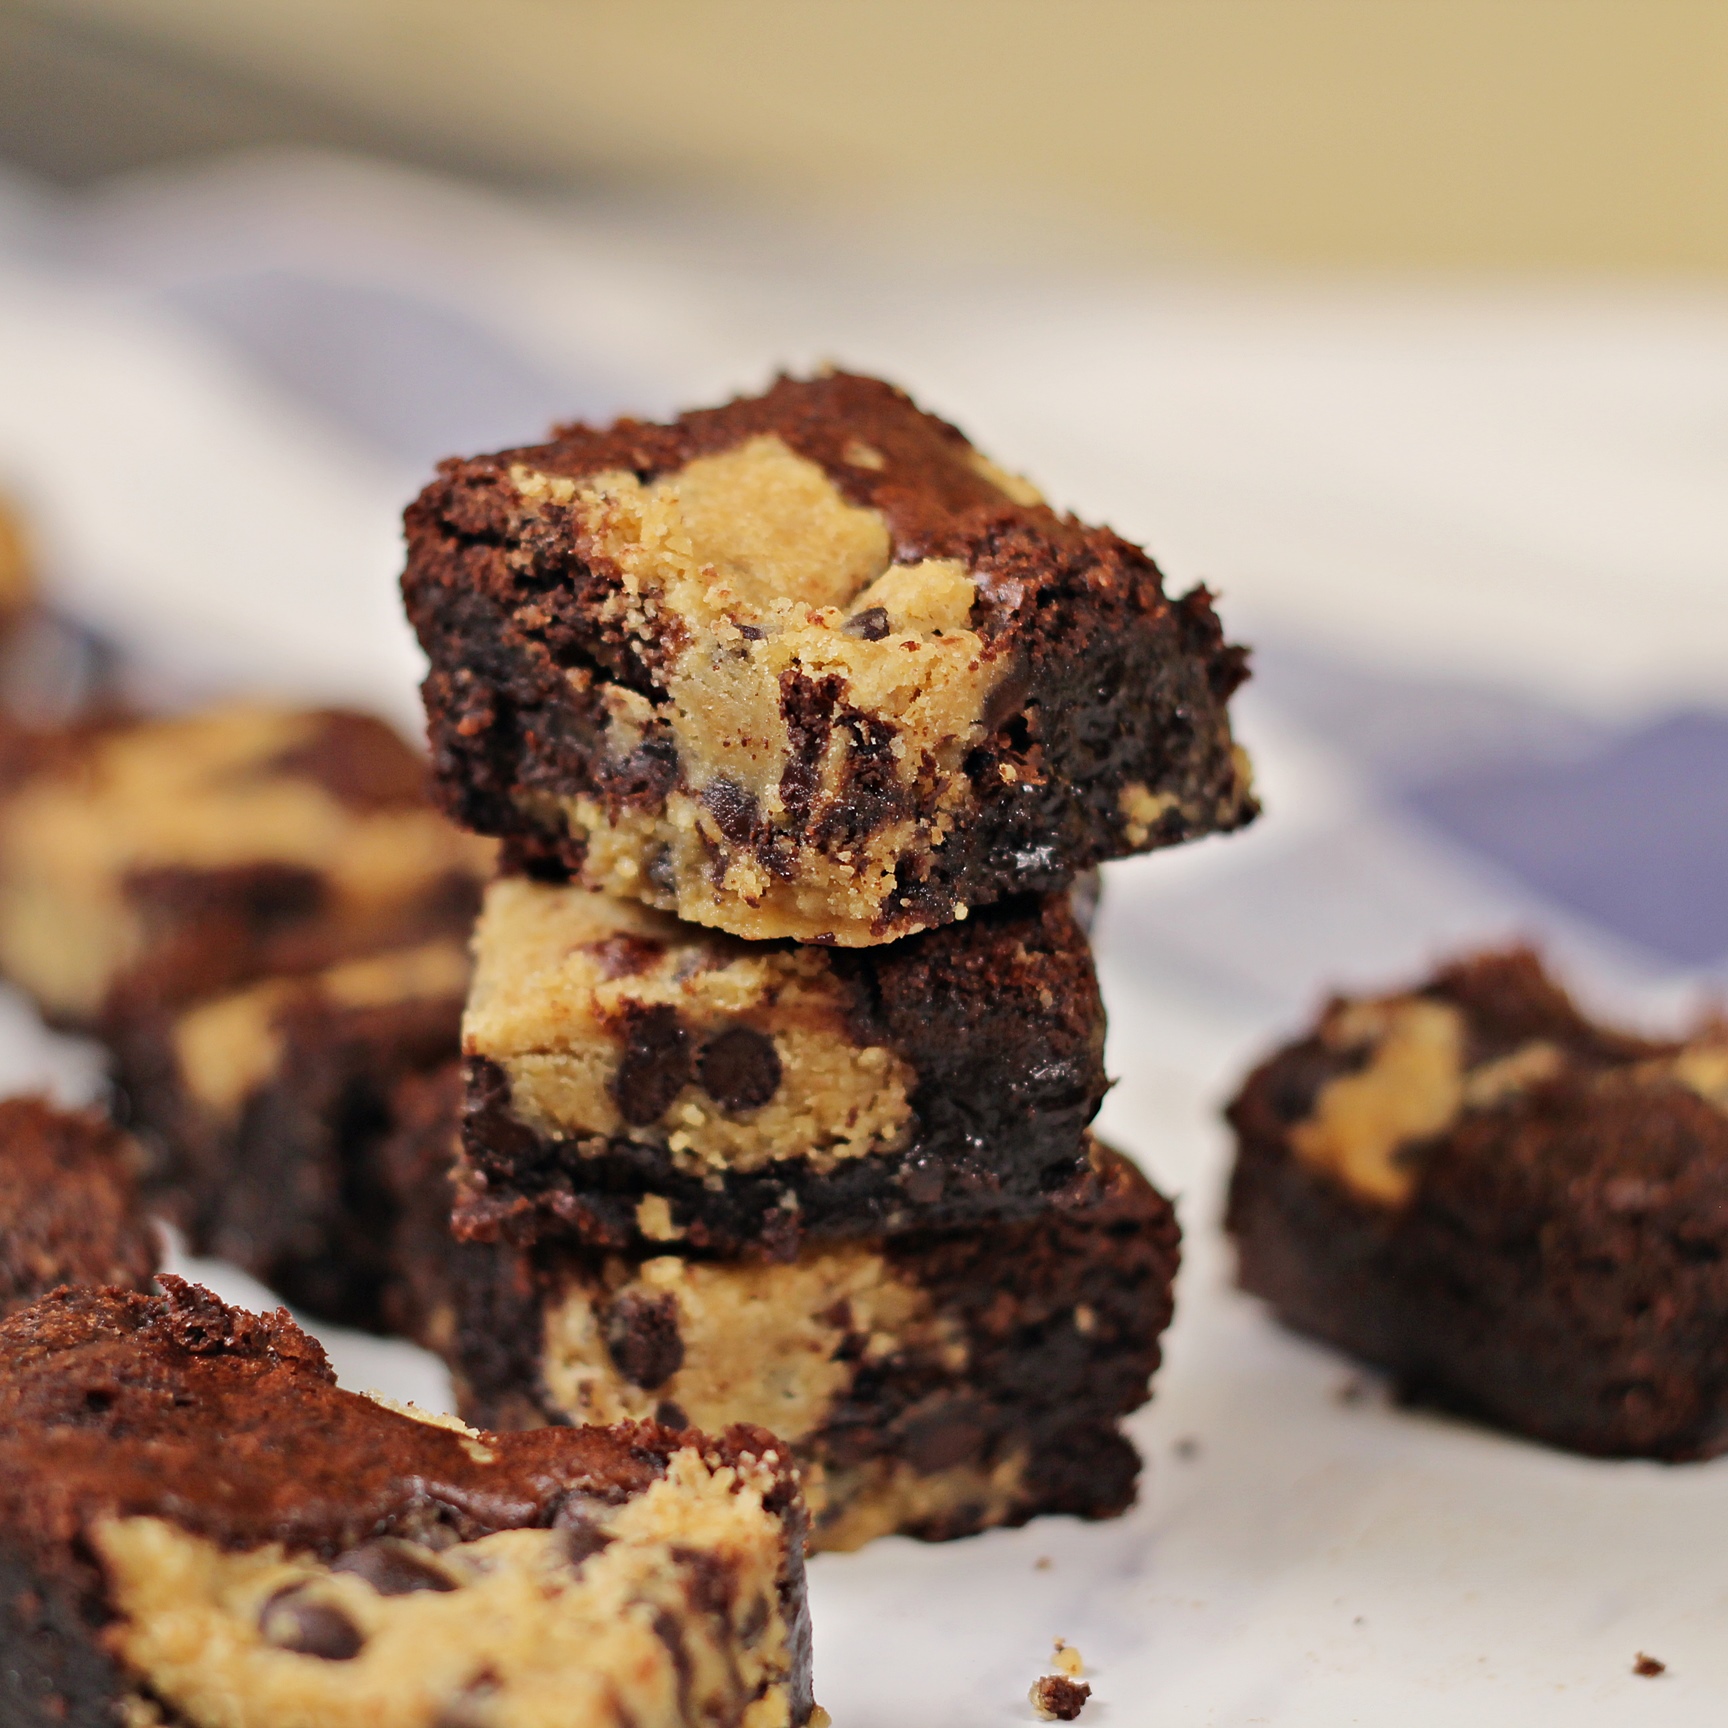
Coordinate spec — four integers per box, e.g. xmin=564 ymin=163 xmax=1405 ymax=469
xmin=404 ymin=372 xmax=1255 ymax=945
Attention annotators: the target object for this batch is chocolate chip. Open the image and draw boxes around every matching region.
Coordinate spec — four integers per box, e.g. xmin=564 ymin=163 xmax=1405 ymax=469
xmin=611 ymin=1004 xmax=692 ymax=1125
xmin=586 ymin=932 xmax=664 ymax=979
xmin=332 ymin=1540 xmax=455 ymax=1596
xmin=655 ymin=1399 xmax=690 ymax=1429
xmin=562 ymin=1521 xmax=615 ymax=1570
xmin=604 ymin=1289 xmax=685 ymax=1389
xmin=259 ymin=1588 xmax=364 ymax=1660
xmin=646 ymin=847 xmax=678 ymax=895
xmin=701 ymin=777 xmax=759 ymax=847
xmin=697 ymin=1026 xmax=782 ymax=1113
xmin=843 ymin=606 xmax=891 ymax=641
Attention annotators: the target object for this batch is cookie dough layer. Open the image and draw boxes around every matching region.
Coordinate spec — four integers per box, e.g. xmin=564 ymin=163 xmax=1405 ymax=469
xmin=388 ymin=1077 xmax=1179 ymax=1552
xmin=404 ymin=372 xmax=1255 ymax=945
xmin=1227 ymin=947 xmax=1728 ymax=1460
xmin=116 ymin=940 xmax=469 ymax=1330
xmin=0 ymin=1097 xmax=156 ymax=1319
xmin=0 ymin=1281 xmax=815 ymax=1728
xmin=0 ymin=705 xmax=492 ymax=1028
xmin=458 ymin=876 xmax=1106 ymax=1255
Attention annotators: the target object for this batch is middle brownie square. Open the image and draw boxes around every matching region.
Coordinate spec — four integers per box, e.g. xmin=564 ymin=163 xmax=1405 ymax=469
xmin=458 ymin=874 xmax=1106 ymax=1257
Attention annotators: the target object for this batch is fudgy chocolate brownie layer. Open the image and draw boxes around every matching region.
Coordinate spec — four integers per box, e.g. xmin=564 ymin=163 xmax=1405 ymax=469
xmin=390 ymin=1073 xmax=1177 ymax=1552
xmin=115 ymin=941 xmax=469 ymax=1329
xmin=0 ymin=1097 xmax=156 ymax=1318
xmin=0 ymin=1280 xmax=814 ymax=1728
xmin=403 ymin=371 xmax=1254 ymax=945
xmin=0 ymin=705 xmax=491 ymax=1029
xmin=457 ymin=876 xmax=1105 ymax=1256
xmin=1227 ymin=948 xmax=1728 ymax=1459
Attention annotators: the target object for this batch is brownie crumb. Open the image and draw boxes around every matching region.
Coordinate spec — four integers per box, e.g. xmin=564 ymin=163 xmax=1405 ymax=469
xmin=1633 ymin=1653 xmax=1667 ymax=1678
xmin=1173 ymin=1435 xmax=1201 ymax=1460
xmin=1030 ymin=1675 xmax=1091 ymax=1720
xmin=1334 ymin=1377 xmax=1369 ymax=1406
xmin=1034 ymin=1556 xmax=1052 ymax=1572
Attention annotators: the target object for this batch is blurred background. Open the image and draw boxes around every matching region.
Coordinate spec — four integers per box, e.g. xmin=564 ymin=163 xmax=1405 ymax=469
xmin=2 ymin=8 xmax=1727 ymax=1719
xmin=1 ymin=0 xmax=1724 ymax=1036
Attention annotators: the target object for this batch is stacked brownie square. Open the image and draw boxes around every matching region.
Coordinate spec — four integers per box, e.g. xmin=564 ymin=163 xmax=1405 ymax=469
xmin=396 ymin=372 xmax=1256 ymax=1548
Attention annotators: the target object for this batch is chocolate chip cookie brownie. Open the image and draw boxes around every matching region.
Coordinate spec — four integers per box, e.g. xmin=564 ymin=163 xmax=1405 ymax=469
xmin=0 ymin=705 xmax=492 ymax=1030
xmin=115 ymin=940 xmax=469 ymax=1328
xmin=389 ymin=1072 xmax=1178 ymax=1551
xmin=456 ymin=875 xmax=1106 ymax=1256
xmin=0 ymin=1097 xmax=156 ymax=1318
xmin=1227 ymin=947 xmax=1728 ymax=1459
xmin=0 ymin=1279 xmax=816 ymax=1728
xmin=403 ymin=371 xmax=1254 ymax=945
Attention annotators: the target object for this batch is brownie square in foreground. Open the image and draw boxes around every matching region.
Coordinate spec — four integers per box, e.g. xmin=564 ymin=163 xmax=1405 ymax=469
xmin=456 ymin=875 xmax=1106 ymax=1256
xmin=403 ymin=371 xmax=1254 ymax=946
xmin=391 ymin=1073 xmax=1178 ymax=1552
xmin=115 ymin=939 xmax=469 ymax=1329
xmin=1226 ymin=947 xmax=1728 ymax=1459
xmin=0 ymin=1097 xmax=156 ymax=1318
xmin=0 ymin=1280 xmax=815 ymax=1728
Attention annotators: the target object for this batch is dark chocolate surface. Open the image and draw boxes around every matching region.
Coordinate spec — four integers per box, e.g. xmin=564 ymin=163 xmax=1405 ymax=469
xmin=1227 ymin=948 xmax=1728 ymax=1460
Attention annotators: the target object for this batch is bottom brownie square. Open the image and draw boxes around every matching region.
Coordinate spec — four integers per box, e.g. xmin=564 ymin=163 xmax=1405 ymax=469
xmin=387 ymin=1072 xmax=1180 ymax=1551
xmin=0 ymin=1280 xmax=816 ymax=1728
xmin=113 ymin=939 xmax=469 ymax=1328
xmin=1226 ymin=947 xmax=1728 ymax=1459
xmin=0 ymin=1097 xmax=157 ymax=1318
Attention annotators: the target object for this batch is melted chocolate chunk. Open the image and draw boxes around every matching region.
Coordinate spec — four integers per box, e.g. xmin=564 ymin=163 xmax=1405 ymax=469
xmin=843 ymin=606 xmax=890 ymax=641
xmin=332 ymin=1539 xmax=455 ymax=1596
xmin=611 ymin=1005 xmax=692 ymax=1126
xmin=604 ymin=1289 xmax=685 ymax=1389
xmin=259 ymin=1589 xmax=364 ymax=1660
xmin=702 ymin=778 xmax=760 ymax=847
xmin=697 ymin=1026 xmax=783 ymax=1113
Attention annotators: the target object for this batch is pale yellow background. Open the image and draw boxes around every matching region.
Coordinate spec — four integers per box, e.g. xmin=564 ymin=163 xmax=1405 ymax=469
xmin=20 ymin=0 xmax=1728 ymax=271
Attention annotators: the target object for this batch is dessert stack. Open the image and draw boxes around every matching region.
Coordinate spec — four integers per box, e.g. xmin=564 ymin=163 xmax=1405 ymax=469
xmin=390 ymin=371 xmax=1259 ymax=1549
